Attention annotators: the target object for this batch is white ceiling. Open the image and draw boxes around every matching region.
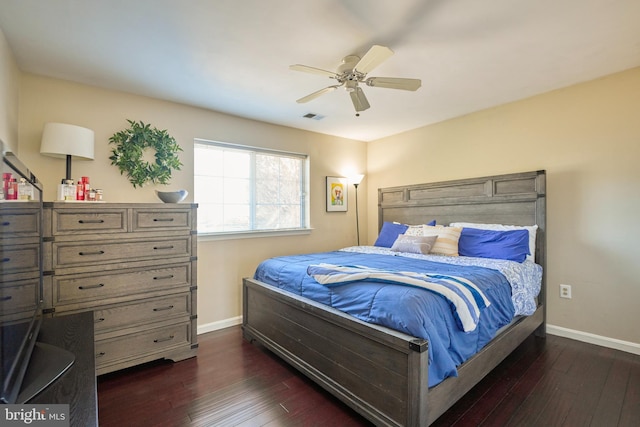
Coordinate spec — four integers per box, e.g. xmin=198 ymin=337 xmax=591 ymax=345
xmin=1 ymin=0 xmax=639 ymax=141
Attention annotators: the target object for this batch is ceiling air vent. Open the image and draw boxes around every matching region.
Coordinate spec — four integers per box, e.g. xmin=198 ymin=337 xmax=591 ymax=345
xmin=302 ymin=113 xmax=325 ymax=120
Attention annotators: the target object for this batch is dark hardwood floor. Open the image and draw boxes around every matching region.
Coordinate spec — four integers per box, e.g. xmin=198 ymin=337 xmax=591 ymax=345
xmin=98 ymin=326 xmax=640 ymax=426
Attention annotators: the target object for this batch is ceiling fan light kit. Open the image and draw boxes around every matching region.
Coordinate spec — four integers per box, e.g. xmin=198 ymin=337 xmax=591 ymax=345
xmin=291 ymin=45 xmax=421 ymax=114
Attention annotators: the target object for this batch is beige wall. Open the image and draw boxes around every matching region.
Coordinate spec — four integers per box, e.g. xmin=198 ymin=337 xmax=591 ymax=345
xmin=0 ymin=27 xmax=20 ymax=151
xmin=17 ymin=74 xmax=367 ymax=328
xmin=367 ymin=67 xmax=640 ymax=345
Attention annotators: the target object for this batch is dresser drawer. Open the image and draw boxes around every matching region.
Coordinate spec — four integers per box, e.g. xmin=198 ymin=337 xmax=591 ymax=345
xmin=0 ymin=210 xmax=40 ymax=236
xmin=53 ymin=264 xmax=190 ymax=305
xmin=0 ymin=244 xmax=39 ymax=273
xmin=95 ymin=322 xmax=190 ymax=365
xmin=51 ymin=209 xmax=127 ymax=234
xmin=133 ymin=209 xmax=192 ymax=231
xmin=53 ymin=236 xmax=191 ymax=267
xmin=93 ymin=293 xmax=191 ymax=333
xmin=0 ymin=278 xmax=39 ymax=315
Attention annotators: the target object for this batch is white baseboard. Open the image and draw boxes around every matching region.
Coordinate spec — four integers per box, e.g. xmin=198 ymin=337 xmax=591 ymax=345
xmin=546 ymin=323 xmax=640 ymax=356
xmin=197 ymin=316 xmax=243 ymax=335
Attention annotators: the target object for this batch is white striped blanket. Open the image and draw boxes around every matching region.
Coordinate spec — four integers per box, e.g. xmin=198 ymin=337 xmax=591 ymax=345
xmin=307 ymin=263 xmax=491 ymax=332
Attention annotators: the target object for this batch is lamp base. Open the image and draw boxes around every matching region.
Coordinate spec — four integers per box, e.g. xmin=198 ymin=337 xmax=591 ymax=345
xmin=65 ymin=155 xmax=72 ymax=181
xmin=354 ymin=184 xmax=360 ymax=246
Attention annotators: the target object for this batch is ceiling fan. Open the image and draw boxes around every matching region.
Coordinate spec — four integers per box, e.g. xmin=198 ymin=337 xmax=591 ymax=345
xmin=290 ymin=45 xmax=421 ymax=115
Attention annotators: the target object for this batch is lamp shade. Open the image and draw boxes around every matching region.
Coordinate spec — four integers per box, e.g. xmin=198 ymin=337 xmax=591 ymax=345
xmin=350 ymin=174 xmax=365 ymax=186
xmin=40 ymin=123 xmax=94 ymax=160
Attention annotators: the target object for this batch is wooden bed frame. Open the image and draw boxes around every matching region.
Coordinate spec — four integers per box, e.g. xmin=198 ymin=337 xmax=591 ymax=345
xmin=242 ymin=170 xmax=546 ymax=426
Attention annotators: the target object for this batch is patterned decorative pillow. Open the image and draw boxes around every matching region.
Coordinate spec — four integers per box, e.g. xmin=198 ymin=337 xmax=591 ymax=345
xmin=421 ymin=225 xmax=462 ymax=256
xmin=404 ymin=225 xmax=425 ymax=236
xmin=401 ymin=220 xmax=437 ymax=237
xmin=390 ymin=235 xmax=438 ymax=255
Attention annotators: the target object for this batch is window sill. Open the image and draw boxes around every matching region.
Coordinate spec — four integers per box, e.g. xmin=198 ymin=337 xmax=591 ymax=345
xmin=198 ymin=228 xmax=313 ymax=241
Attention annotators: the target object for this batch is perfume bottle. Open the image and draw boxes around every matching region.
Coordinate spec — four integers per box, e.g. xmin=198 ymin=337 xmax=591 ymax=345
xmin=18 ymin=178 xmax=33 ymax=200
xmin=82 ymin=176 xmax=90 ymax=197
xmin=63 ymin=179 xmax=76 ymax=200
xmin=7 ymin=178 xmax=18 ymax=200
xmin=3 ymin=172 xmax=12 ymax=199
xmin=76 ymin=179 xmax=85 ymax=200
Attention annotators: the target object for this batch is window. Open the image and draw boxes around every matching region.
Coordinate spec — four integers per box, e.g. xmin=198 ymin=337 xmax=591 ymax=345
xmin=194 ymin=139 xmax=309 ymax=235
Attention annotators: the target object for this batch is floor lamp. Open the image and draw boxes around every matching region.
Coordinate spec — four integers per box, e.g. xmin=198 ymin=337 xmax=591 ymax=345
xmin=351 ymin=174 xmax=365 ymax=246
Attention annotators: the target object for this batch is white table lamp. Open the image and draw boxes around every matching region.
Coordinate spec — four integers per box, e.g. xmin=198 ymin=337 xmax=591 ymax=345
xmin=40 ymin=123 xmax=94 ymax=180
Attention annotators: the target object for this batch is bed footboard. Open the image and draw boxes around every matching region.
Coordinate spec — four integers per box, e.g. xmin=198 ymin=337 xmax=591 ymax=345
xmin=243 ymin=277 xmax=545 ymax=426
xmin=242 ymin=277 xmax=429 ymax=427
xmin=426 ymin=306 xmax=544 ymax=423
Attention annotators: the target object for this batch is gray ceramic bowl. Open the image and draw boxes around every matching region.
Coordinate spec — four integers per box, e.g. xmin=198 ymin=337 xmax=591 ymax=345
xmin=155 ymin=189 xmax=188 ymax=203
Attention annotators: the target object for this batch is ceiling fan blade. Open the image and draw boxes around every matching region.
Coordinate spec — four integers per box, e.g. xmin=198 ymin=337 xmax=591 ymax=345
xmin=365 ymin=77 xmax=422 ymax=91
xmin=290 ymin=64 xmax=338 ymax=78
xmin=349 ymin=86 xmax=370 ymax=112
xmin=354 ymin=45 xmax=394 ymax=74
xmin=296 ymin=85 xmax=340 ymax=103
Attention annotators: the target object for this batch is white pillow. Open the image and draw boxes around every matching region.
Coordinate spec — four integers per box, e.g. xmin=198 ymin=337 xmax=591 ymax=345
xmin=449 ymin=222 xmax=538 ymax=262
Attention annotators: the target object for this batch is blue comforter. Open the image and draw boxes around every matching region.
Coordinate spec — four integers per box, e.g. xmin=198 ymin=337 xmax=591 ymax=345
xmin=254 ymin=251 xmax=516 ymax=387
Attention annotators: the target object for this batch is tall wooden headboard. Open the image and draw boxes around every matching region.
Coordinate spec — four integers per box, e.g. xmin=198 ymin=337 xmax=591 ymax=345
xmin=378 ymin=170 xmax=547 ymax=303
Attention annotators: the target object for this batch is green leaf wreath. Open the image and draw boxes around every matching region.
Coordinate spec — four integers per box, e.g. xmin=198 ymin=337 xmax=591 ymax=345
xmin=109 ymin=120 xmax=183 ymax=188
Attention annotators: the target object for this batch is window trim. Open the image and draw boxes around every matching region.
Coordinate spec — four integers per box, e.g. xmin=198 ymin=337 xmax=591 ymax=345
xmin=198 ymin=227 xmax=313 ymax=242
xmin=194 ymin=138 xmax=310 ymax=236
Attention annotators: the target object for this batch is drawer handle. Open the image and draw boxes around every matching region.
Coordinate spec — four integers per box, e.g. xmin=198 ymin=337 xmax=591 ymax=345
xmin=96 ymin=352 xmax=106 ymax=358
xmin=154 ymin=335 xmax=175 ymax=343
xmin=79 ymin=250 xmax=105 ymax=256
xmin=153 ymin=245 xmax=174 ymax=250
xmin=153 ymin=218 xmax=174 ymax=222
xmin=95 ymin=317 xmax=105 ymax=323
xmin=1 ymin=257 xmax=10 ymax=263
xmin=153 ymin=274 xmax=174 ymax=280
xmin=1 ymin=221 xmax=10 ymax=226
xmin=1 ymin=295 xmax=12 ymax=301
xmin=153 ymin=305 xmax=174 ymax=312
xmin=78 ymin=219 xmax=105 ymax=224
xmin=79 ymin=283 xmax=105 ymax=290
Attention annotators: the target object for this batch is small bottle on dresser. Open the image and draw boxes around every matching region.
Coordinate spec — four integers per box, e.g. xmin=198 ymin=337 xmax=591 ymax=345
xmin=18 ymin=178 xmax=33 ymax=200
xmin=76 ymin=179 xmax=85 ymax=200
xmin=2 ymin=173 xmax=12 ymax=199
xmin=63 ymin=179 xmax=76 ymax=200
xmin=7 ymin=178 xmax=18 ymax=200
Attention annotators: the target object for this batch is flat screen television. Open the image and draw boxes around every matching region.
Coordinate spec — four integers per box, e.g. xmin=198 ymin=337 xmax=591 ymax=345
xmin=1 ymin=305 xmax=75 ymax=404
xmin=1 ymin=141 xmax=75 ymax=404
xmin=1 ymin=307 xmax=42 ymax=403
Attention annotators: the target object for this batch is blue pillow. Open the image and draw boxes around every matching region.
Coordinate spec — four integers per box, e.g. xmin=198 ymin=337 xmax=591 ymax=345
xmin=458 ymin=228 xmax=530 ymax=262
xmin=374 ymin=222 xmax=409 ymax=247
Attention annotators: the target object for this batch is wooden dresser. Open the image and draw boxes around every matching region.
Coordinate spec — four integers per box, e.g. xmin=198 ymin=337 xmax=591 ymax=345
xmin=42 ymin=202 xmax=198 ymax=375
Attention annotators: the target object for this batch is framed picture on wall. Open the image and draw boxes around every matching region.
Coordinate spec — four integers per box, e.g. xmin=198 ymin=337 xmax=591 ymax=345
xmin=326 ymin=176 xmax=347 ymax=212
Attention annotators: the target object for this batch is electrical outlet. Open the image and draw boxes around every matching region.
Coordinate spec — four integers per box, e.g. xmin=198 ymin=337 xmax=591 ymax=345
xmin=560 ymin=284 xmax=572 ymax=299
